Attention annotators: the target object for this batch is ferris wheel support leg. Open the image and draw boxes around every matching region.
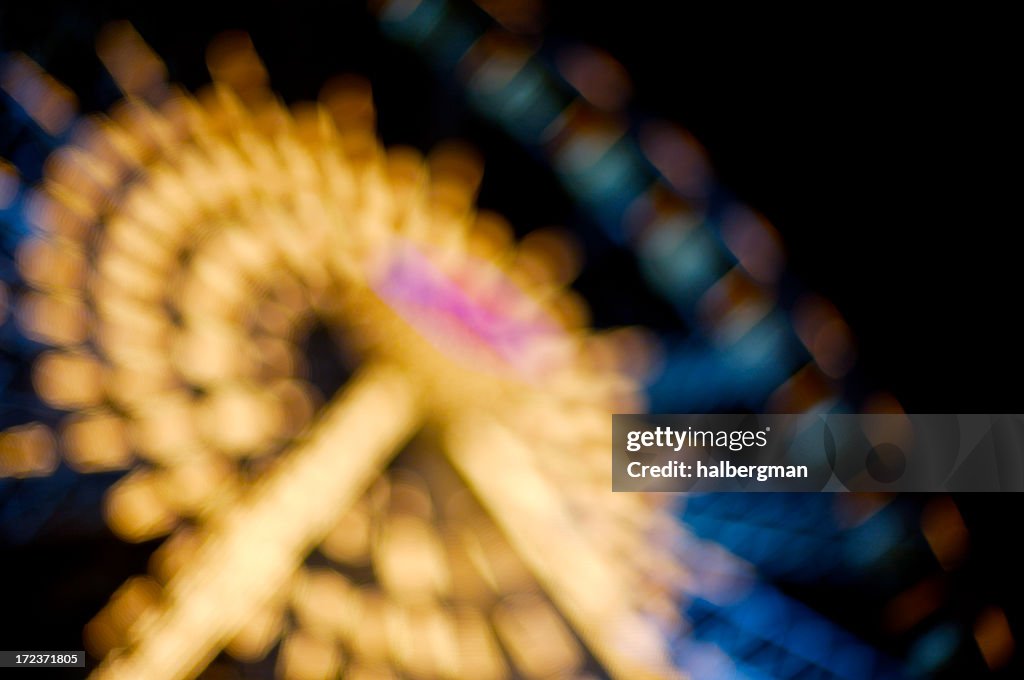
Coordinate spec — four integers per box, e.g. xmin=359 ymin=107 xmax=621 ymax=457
xmin=92 ymin=363 xmax=421 ymax=680
xmin=445 ymin=416 xmax=683 ymax=680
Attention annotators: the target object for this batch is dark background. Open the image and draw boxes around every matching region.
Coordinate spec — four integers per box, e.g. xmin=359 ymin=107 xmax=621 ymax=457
xmin=1 ymin=1 xmax=1018 ymax=411
xmin=1 ymin=1 xmax=1020 ymax=676
xmin=546 ymin=3 xmax=1019 ymax=414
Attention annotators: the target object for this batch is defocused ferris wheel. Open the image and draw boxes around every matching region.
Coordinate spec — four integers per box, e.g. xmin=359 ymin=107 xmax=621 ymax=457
xmin=0 ymin=2 xmax=1017 ymax=679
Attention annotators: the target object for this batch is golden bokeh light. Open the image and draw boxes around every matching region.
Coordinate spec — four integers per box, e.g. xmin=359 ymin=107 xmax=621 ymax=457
xmin=1 ymin=25 xmax=686 ymax=680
